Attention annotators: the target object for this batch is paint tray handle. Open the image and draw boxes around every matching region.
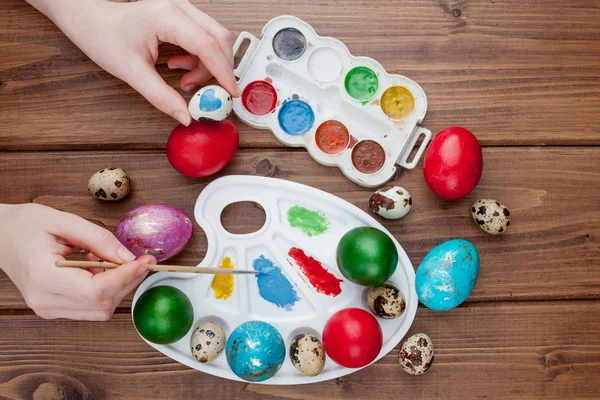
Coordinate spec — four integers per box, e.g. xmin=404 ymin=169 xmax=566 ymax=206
xmin=397 ymin=126 xmax=431 ymax=169
xmin=233 ymin=32 xmax=260 ymax=79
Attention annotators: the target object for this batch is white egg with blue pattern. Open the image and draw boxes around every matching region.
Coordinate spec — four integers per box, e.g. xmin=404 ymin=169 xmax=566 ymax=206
xmin=188 ymin=85 xmax=232 ymax=122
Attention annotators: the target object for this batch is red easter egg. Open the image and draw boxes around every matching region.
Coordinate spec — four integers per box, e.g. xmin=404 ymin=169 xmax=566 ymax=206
xmin=322 ymin=308 xmax=383 ymax=368
xmin=167 ymin=120 xmax=238 ymax=178
xmin=423 ymin=126 xmax=483 ymax=201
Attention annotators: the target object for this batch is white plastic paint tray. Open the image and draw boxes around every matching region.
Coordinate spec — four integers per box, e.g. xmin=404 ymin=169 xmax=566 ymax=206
xmin=232 ymin=16 xmax=431 ymax=188
xmin=132 ymin=176 xmax=417 ymax=384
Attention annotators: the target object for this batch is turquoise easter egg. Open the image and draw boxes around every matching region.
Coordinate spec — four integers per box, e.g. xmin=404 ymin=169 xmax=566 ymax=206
xmin=415 ymin=239 xmax=479 ymax=311
xmin=226 ymin=321 xmax=285 ymax=382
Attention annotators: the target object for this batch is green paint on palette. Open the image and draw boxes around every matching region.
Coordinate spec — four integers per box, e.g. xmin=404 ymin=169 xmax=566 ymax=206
xmin=287 ymin=205 xmax=330 ymax=237
xmin=344 ymin=66 xmax=379 ymax=104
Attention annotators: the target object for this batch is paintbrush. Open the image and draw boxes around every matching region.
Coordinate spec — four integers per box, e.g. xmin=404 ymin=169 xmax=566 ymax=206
xmin=55 ymin=260 xmax=257 ymax=275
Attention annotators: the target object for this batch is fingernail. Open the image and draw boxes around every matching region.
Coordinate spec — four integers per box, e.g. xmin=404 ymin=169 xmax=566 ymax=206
xmin=182 ymin=84 xmax=194 ymax=92
xmin=143 ymin=256 xmax=157 ymax=265
xmin=118 ymin=246 xmax=135 ymax=262
xmin=175 ymin=111 xmax=192 ymax=126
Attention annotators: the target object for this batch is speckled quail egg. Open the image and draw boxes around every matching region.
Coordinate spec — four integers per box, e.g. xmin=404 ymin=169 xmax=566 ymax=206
xmin=88 ymin=167 xmax=131 ymax=201
xmin=289 ymin=333 xmax=326 ymax=377
xmin=188 ymin=85 xmax=232 ymax=122
xmin=366 ymin=283 xmax=406 ymax=319
xmin=190 ymin=322 xmax=226 ymax=363
xmin=399 ymin=333 xmax=434 ymax=375
xmin=369 ymin=186 xmax=412 ymax=219
xmin=471 ymin=199 xmax=512 ymax=235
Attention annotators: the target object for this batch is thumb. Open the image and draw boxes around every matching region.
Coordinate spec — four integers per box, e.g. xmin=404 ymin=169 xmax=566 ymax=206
xmin=125 ymin=59 xmax=192 ymax=126
xmin=46 ymin=210 xmax=136 ymax=264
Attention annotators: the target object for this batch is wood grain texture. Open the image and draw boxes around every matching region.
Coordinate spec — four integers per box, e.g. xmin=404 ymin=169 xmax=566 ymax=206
xmin=1 ymin=0 xmax=599 ymax=150
xmin=0 ymin=301 xmax=599 ymax=399
xmin=0 ymin=147 xmax=598 ymax=309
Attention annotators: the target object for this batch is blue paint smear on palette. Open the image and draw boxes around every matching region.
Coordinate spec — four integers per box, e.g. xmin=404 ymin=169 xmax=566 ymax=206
xmin=199 ymin=89 xmax=222 ymax=112
xmin=253 ymin=255 xmax=300 ymax=311
xmin=278 ymin=99 xmax=314 ymax=136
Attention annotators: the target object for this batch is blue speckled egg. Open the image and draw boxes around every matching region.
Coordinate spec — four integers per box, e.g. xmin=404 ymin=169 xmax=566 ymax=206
xmin=226 ymin=321 xmax=285 ymax=382
xmin=188 ymin=85 xmax=232 ymax=122
xmin=416 ymin=239 xmax=479 ymax=311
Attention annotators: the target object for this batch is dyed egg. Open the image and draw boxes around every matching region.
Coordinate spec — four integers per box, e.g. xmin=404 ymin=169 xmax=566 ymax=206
xmin=226 ymin=321 xmax=285 ymax=382
xmin=133 ymin=285 xmax=193 ymax=344
xmin=369 ymin=186 xmax=412 ymax=220
xmin=423 ymin=126 xmax=483 ymax=201
xmin=322 ymin=308 xmax=383 ymax=368
xmin=471 ymin=199 xmax=512 ymax=235
xmin=399 ymin=333 xmax=434 ymax=375
xmin=188 ymin=85 xmax=232 ymax=122
xmin=366 ymin=283 xmax=406 ymax=319
xmin=190 ymin=322 xmax=226 ymax=363
xmin=167 ymin=119 xmax=238 ymax=178
xmin=289 ymin=333 xmax=326 ymax=377
xmin=336 ymin=227 xmax=398 ymax=286
xmin=115 ymin=204 xmax=193 ymax=262
xmin=416 ymin=239 xmax=480 ymax=311
xmin=88 ymin=167 xmax=130 ymax=201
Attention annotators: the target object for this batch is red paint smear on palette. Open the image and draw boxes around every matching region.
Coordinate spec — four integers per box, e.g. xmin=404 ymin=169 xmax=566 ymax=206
xmin=242 ymin=80 xmax=278 ymax=116
xmin=288 ymin=247 xmax=343 ymax=296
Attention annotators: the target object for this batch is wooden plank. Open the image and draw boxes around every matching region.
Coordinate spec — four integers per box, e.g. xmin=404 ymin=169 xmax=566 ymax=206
xmin=0 ymin=147 xmax=598 ymax=309
xmin=0 ymin=301 xmax=599 ymax=399
xmin=1 ymin=0 xmax=599 ymax=150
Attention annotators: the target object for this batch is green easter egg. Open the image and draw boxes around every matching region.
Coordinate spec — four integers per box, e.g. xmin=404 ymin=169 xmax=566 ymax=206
xmin=336 ymin=227 xmax=398 ymax=286
xmin=133 ymin=285 xmax=193 ymax=344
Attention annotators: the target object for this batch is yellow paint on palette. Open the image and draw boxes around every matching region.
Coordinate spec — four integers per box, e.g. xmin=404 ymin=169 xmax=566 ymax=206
xmin=211 ymin=257 xmax=235 ymax=300
xmin=380 ymin=86 xmax=415 ymax=121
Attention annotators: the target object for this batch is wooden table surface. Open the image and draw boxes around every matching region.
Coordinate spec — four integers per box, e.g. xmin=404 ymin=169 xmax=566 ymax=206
xmin=1 ymin=0 xmax=600 ymax=398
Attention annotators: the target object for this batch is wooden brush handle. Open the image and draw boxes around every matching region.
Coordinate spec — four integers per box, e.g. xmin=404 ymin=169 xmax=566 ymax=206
xmin=55 ymin=260 xmax=256 ymax=275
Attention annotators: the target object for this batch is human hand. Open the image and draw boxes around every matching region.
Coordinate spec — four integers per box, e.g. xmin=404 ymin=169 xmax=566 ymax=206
xmin=27 ymin=0 xmax=239 ymax=126
xmin=0 ymin=203 xmax=156 ymax=321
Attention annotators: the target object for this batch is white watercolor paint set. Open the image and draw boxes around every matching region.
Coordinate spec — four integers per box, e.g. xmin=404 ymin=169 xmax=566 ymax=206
xmin=231 ymin=16 xmax=431 ymax=188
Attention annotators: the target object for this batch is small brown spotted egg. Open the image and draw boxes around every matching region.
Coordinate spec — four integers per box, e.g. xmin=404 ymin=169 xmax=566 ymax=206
xmin=369 ymin=186 xmax=412 ymax=219
xmin=399 ymin=333 xmax=434 ymax=375
xmin=190 ymin=322 xmax=226 ymax=363
xmin=471 ymin=199 xmax=512 ymax=235
xmin=88 ymin=167 xmax=130 ymax=201
xmin=289 ymin=333 xmax=326 ymax=377
xmin=366 ymin=283 xmax=406 ymax=319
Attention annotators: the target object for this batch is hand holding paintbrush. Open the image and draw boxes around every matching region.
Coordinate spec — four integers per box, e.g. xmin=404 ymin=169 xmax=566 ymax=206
xmin=56 ymin=260 xmax=257 ymax=275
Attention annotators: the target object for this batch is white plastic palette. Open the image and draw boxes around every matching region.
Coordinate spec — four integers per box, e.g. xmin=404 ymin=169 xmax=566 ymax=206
xmin=232 ymin=16 xmax=431 ymax=188
xmin=132 ymin=176 xmax=417 ymax=385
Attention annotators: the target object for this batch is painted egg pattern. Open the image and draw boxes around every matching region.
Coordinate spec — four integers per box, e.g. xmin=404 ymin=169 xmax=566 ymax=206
xmin=366 ymin=283 xmax=406 ymax=319
xmin=188 ymin=85 xmax=233 ymax=122
xmin=399 ymin=333 xmax=434 ymax=375
xmin=471 ymin=199 xmax=512 ymax=235
xmin=226 ymin=321 xmax=285 ymax=382
xmin=115 ymin=204 xmax=193 ymax=262
xmin=369 ymin=186 xmax=412 ymax=219
xmin=416 ymin=239 xmax=480 ymax=311
xmin=190 ymin=322 xmax=226 ymax=363
xmin=289 ymin=333 xmax=326 ymax=377
xmin=88 ymin=167 xmax=130 ymax=201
